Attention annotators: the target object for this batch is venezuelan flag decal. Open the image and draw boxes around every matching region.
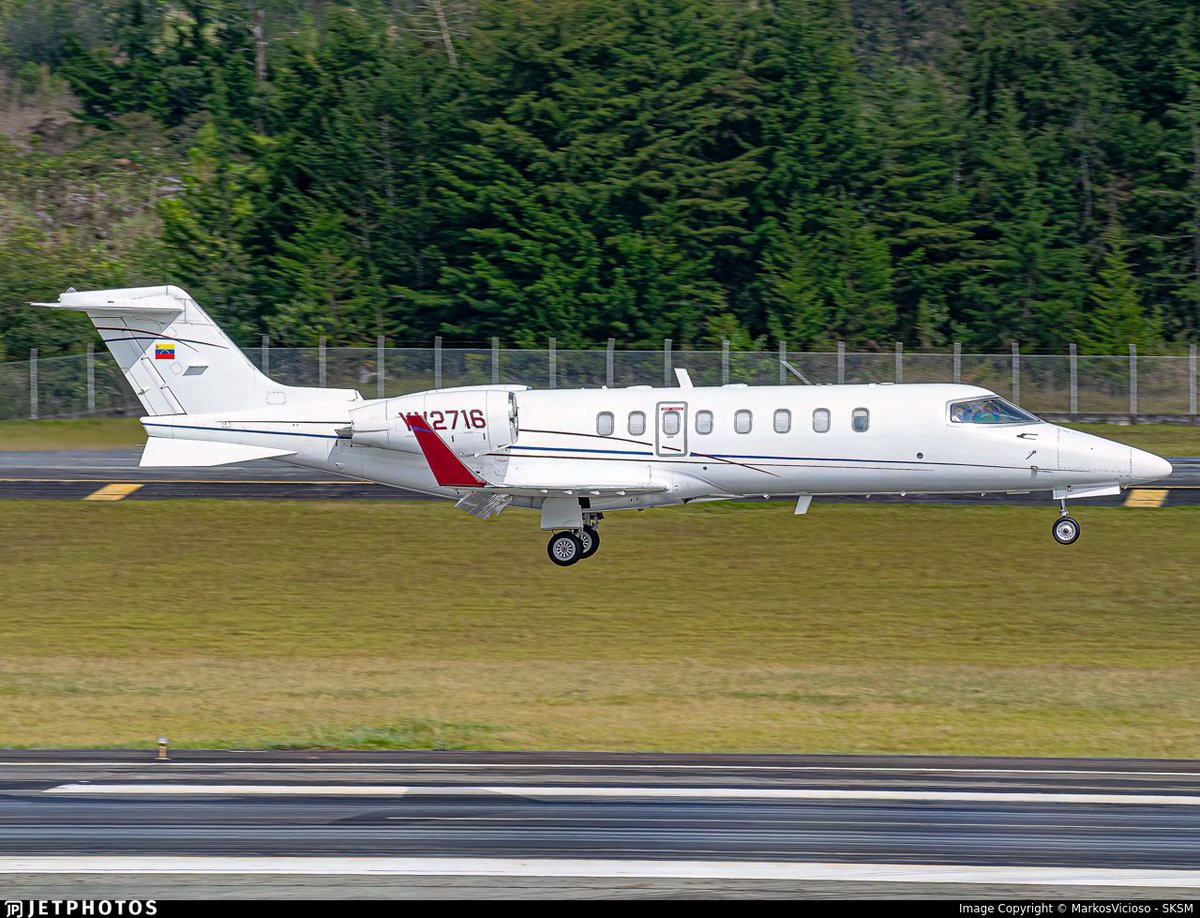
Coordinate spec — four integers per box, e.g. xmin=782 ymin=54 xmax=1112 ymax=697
xmin=155 ymin=342 xmax=175 ymax=360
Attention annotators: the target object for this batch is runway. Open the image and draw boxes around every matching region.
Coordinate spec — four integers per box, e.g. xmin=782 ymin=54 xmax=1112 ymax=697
xmin=0 ymin=449 xmax=1197 ymax=506
xmin=2 ymin=751 xmax=1200 ymax=898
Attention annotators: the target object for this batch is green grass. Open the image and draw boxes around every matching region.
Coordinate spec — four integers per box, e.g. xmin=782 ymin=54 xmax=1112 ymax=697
xmin=0 ymin=499 xmax=1197 ymax=756
xmin=1 ymin=417 xmax=1195 ymax=454
xmin=263 ymin=718 xmax=502 ymax=751
xmin=0 ymin=418 xmax=145 ymax=451
xmin=1064 ymin=423 xmax=1200 ymax=455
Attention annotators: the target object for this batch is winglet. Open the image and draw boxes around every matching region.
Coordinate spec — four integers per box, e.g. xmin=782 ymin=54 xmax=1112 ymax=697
xmin=403 ymin=413 xmax=488 ymax=487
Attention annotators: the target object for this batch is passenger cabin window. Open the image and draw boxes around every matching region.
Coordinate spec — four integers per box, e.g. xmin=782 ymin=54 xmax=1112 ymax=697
xmin=852 ymin=408 xmax=870 ymax=432
xmin=735 ymin=410 xmax=752 ymax=434
xmin=949 ymin=397 xmax=1039 ymax=425
xmin=628 ymin=411 xmax=646 ymax=436
xmin=774 ymin=409 xmax=791 ymax=434
xmin=696 ymin=410 xmax=714 ymax=435
xmin=597 ymin=412 xmax=615 ymax=436
xmin=813 ymin=409 xmax=830 ymax=433
xmin=662 ymin=410 xmax=681 ymax=435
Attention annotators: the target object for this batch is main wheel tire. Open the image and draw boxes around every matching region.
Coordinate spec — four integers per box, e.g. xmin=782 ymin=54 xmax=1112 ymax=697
xmin=547 ymin=532 xmax=584 ymax=566
xmin=579 ymin=526 xmax=601 ymax=559
xmin=1052 ymin=516 xmax=1081 ymax=545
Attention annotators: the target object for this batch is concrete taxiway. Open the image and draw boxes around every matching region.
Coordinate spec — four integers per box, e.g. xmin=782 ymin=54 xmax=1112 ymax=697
xmin=1 ymin=751 xmax=1200 ymax=899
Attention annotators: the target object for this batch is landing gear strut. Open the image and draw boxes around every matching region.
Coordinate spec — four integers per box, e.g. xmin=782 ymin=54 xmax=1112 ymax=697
xmin=546 ymin=513 xmax=604 ymax=566
xmin=1052 ymin=499 xmax=1081 ymax=545
xmin=579 ymin=512 xmax=603 ymax=560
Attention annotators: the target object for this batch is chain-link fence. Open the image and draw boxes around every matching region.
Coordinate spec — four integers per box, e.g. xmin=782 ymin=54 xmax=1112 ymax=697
xmin=2 ymin=341 xmax=1197 ymax=421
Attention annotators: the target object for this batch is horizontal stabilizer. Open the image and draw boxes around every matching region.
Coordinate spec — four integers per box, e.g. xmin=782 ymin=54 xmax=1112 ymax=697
xmin=31 ymin=286 xmax=187 ymax=315
xmin=140 ymin=438 xmax=296 ymax=467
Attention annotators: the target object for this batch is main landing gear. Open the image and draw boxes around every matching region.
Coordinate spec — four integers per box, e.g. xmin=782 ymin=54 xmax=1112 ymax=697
xmin=546 ymin=514 xmax=603 ymax=566
xmin=1052 ymin=498 xmax=1081 ymax=545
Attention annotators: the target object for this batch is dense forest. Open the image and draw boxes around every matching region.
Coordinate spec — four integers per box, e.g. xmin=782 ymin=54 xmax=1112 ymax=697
xmin=0 ymin=0 xmax=1198 ymax=358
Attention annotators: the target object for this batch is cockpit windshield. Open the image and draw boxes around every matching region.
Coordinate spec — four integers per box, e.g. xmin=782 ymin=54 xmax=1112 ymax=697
xmin=949 ymin=396 xmax=1040 ymax=425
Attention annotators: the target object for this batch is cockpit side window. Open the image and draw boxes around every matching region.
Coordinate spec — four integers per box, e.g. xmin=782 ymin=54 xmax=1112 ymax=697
xmin=949 ymin=397 xmax=1039 ymax=425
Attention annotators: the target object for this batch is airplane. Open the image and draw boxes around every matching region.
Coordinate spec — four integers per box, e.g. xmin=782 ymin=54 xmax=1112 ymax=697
xmin=35 ymin=285 xmax=1174 ymax=564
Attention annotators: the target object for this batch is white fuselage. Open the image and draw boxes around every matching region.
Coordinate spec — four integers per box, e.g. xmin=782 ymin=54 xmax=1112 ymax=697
xmin=142 ymin=382 xmax=1172 ymax=514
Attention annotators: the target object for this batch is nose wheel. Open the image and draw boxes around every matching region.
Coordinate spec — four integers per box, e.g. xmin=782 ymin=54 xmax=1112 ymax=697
xmin=1052 ymin=516 xmax=1081 ymax=545
xmin=1052 ymin=499 xmax=1080 ymax=545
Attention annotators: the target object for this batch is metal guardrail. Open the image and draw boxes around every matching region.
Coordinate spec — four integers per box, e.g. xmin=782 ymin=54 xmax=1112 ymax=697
xmin=2 ymin=340 xmax=1198 ymax=421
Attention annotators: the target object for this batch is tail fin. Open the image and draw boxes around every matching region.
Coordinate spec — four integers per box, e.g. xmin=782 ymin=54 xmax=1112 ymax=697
xmin=34 ymin=285 xmax=359 ymax=416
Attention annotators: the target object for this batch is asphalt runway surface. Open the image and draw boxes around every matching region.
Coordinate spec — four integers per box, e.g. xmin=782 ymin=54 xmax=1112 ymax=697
xmin=0 ymin=449 xmax=1197 ymax=506
xmin=2 ymin=751 xmax=1200 ymax=898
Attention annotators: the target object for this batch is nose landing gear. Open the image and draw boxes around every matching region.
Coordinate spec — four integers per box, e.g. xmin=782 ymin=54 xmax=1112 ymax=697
xmin=1052 ymin=499 xmax=1081 ymax=545
xmin=546 ymin=513 xmax=604 ymax=566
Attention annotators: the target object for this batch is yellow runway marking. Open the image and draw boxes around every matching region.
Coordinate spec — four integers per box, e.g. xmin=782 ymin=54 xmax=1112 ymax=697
xmin=0 ymin=478 xmax=356 ymax=484
xmin=1124 ymin=488 xmax=1168 ymax=508
xmin=82 ymin=483 xmax=144 ymax=501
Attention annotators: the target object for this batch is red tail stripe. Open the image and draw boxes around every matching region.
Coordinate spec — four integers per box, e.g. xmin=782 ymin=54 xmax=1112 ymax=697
xmin=403 ymin=413 xmax=486 ymax=487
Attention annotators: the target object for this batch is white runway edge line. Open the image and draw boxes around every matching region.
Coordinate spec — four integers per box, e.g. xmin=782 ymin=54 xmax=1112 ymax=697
xmin=41 ymin=784 xmax=1200 ymax=806
xmin=2 ymin=858 xmax=1200 ymax=887
xmin=8 ymin=761 xmax=1200 ymax=778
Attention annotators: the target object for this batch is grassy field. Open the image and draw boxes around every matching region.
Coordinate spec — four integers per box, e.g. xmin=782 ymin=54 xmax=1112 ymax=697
xmin=0 ymin=499 xmax=1196 ymax=756
xmin=2 ymin=417 xmax=1198 ymax=454
xmin=1064 ymin=423 xmax=1200 ymax=455
xmin=0 ymin=418 xmax=146 ymax=451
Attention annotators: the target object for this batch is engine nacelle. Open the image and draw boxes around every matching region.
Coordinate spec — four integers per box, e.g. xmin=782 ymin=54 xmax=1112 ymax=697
xmin=349 ymin=386 xmax=522 ymax=458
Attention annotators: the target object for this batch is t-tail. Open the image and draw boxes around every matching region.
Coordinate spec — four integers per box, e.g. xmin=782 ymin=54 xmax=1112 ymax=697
xmin=33 ymin=286 xmax=361 ymax=466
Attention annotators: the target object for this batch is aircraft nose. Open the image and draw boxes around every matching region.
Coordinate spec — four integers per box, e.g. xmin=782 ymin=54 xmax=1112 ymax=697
xmin=1130 ymin=448 xmax=1173 ymax=483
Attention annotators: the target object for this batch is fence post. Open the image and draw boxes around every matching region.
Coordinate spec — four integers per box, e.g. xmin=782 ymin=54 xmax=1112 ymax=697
xmin=86 ymin=342 xmax=95 ymax=413
xmin=779 ymin=341 xmax=787 ymax=386
xmin=318 ymin=336 xmax=326 ymax=388
xmin=548 ymin=337 xmax=556 ymax=390
xmin=1190 ymin=343 xmax=1197 ymax=416
xmin=261 ymin=334 xmax=270 ymax=376
xmin=721 ymin=339 xmax=730 ymax=385
xmin=895 ymin=341 xmax=903 ymax=383
xmin=606 ymin=338 xmax=615 ymax=387
xmin=1129 ymin=343 xmax=1138 ymax=416
xmin=434 ymin=336 xmax=442 ymax=389
xmin=1069 ymin=342 xmax=1078 ymax=415
xmin=491 ymin=337 xmax=500 ymax=384
xmin=376 ymin=335 xmax=385 ymax=398
xmin=29 ymin=348 xmax=37 ymax=420
xmin=837 ymin=341 xmax=845 ymax=385
xmin=953 ymin=342 xmax=961 ymax=384
xmin=1011 ymin=341 xmax=1020 ymax=404
xmin=663 ymin=338 xmax=672 ymax=387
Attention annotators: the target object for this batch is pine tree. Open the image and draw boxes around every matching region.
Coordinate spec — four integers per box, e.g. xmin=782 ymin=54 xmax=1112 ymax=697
xmin=1081 ymin=226 xmax=1162 ymax=353
xmin=869 ymin=60 xmax=985 ymax=346
xmin=159 ymin=118 xmax=262 ymax=339
xmin=754 ymin=0 xmax=894 ymax=348
xmin=432 ymin=0 xmax=758 ymax=345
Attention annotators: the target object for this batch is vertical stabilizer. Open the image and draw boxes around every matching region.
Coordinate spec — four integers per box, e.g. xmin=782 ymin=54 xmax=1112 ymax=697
xmin=34 ymin=286 xmax=359 ymax=416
